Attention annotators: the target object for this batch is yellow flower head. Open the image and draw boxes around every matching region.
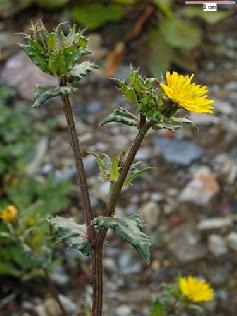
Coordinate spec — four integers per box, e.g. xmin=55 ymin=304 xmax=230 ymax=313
xmin=160 ymin=72 xmax=214 ymax=113
xmin=0 ymin=205 xmax=18 ymax=222
xmin=179 ymin=276 xmax=214 ymax=302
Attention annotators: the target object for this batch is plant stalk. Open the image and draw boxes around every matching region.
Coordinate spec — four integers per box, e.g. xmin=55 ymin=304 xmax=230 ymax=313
xmin=92 ymin=116 xmax=152 ymax=316
xmin=92 ymin=245 xmax=103 ymax=316
xmin=97 ymin=116 xmax=152 ymax=247
xmin=59 ymin=79 xmax=96 ymax=243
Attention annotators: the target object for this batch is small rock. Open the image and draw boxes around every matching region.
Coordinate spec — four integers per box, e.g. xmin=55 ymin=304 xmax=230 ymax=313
xmin=84 ymin=155 xmax=97 ymax=171
xmin=40 ymin=163 xmax=54 ymax=176
xmin=166 ymin=225 xmax=207 ymax=262
xmin=44 ymin=298 xmax=61 ymax=316
xmin=115 ymin=305 xmax=132 ymax=316
xmin=59 ymin=295 xmax=77 ymax=313
xmin=2 ymin=51 xmax=57 ymax=100
xmin=50 ymin=267 xmax=70 ymax=286
xmin=214 ymin=100 xmax=235 ymax=115
xmin=208 ymin=234 xmax=228 ymax=257
xmin=180 ymin=167 xmax=219 ymax=205
xmin=226 ymin=232 xmax=237 ymax=251
xmin=216 ymin=289 xmax=229 ymax=301
xmin=197 ymin=217 xmax=232 ymax=231
xmin=190 ymin=113 xmax=219 ymax=125
xmin=154 ymin=137 xmax=205 ymax=166
xmin=35 ymin=303 xmax=48 ymax=316
xmin=139 ymin=201 xmax=160 ymax=231
xmin=118 ymin=250 xmax=142 ymax=274
xmin=209 ymin=266 xmax=230 ymax=285
xmin=135 ymin=147 xmax=153 ymax=160
xmin=55 ymin=166 xmax=76 ymax=183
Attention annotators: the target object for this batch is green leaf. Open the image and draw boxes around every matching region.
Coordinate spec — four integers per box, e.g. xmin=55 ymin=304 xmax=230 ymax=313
xmin=182 ymin=6 xmax=231 ymax=24
xmin=149 ymin=29 xmax=173 ymax=76
xmin=33 ymin=86 xmax=60 ymax=107
xmin=110 ymin=156 xmax=120 ymax=181
xmin=71 ymin=4 xmax=126 ymax=30
xmin=100 ymin=107 xmax=138 ymax=127
xmin=159 ymin=17 xmax=201 ymax=50
xmin=69 ymin=61 xmax=97 ymax=83
xmin=112 ymin=0 xmax=136 ymax=4
xmin=155 ymin=116 xmax=196 ymax=131
xmin=91 ymin=153 xmax=120 ymax=182
xmin=187 ymin=303 xmax=205 ymax=315
xmin=150 ymin=299 xmax=165 ymax=316
xmin=155 ymin=0 xmax=172 ymax=17
xmin=48 ymin=216 xmax=92 ymax=256
xmin=125 ymin=161 xmax=152 ymax=186
xmin=92 ymin=214 xmax=151 ymax=261
xmin=35 ymin=0 xmax=69 ymax=8
xmin=0 ymin=261 xmax=21 ymax=277
xmin=33 ymin=85 xmax=78 ymax=107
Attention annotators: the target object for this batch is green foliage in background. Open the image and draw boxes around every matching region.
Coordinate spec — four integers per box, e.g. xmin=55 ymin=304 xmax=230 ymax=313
xmin=149 ymin=0 xmax=231 ymax=75
xmin=0 ymin=86 xmax=70 ymax=280
xmin=0 ymin=0 xmax=231 ymax=74
xmin=0 ymin=86 xmax=53 ymax=176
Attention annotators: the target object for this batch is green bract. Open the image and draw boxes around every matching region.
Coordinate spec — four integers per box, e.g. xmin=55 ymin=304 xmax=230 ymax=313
xmin=20 ymin=21 xmax=95 ymax=79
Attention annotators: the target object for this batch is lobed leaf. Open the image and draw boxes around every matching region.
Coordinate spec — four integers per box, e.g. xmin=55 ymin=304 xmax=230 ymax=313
xmin=48 ymin=216 xmax=92 ymax=256
xmin=155 ymin=116 xmax=196 ymax=132
xmin=33 ymin=85 xmax=78 ymax=107
xmin=100 ymin=107 xmax=138 ymax=127
xmin=92 ymin=214 xmax=151 ymax=261
xmin=125 ymin=161 xmax=153 ymax=186
xmin=91 ymin=153 xmax=120 ymax=182
xmin=68 ymin=61 xmax=98 ymax=83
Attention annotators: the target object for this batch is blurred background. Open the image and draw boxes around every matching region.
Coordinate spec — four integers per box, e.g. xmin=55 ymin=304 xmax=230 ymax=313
xmin=0 ymin=1 xmax=237 ymax=315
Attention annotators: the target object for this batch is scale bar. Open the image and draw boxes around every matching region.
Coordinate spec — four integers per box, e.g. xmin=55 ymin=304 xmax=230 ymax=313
xmin=185 ymin=1 xmax=235 ymax=4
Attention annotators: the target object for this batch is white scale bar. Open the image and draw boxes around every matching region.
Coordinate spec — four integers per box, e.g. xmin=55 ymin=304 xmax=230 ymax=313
xmin=185 ymin=1 xmax=235 ymax=4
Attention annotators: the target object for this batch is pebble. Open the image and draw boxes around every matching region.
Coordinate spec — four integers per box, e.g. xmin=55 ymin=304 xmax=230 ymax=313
xmin=180 ymin=167 xmax=220 ymax=205
xmin=59 ymin=295 xmax=77 ymax=313
xmin=166 ymin=226 xmax=207 ymax=262
xmin=135 ymin=147 xmax=153 ymax=161
xmin=139 ymin=201 xmax=160 ymax=231
xmin=197 ymin=217 xmax=232 ymax=231
xmin=226 ymin=232 xmax=237 ymax=251
xmin=1 ymin=51 xmax=57 ymax=100
xmin=154 ymin=137 xmax=205 ymax=166
xmin=208 ymin=234 xmax=228 ymax=257
xmin=44 ymin=297 xmax=61 ymax=316
xmin=118 ymin=250 xmax=142 ymax=274
xmin=50 ymin=267 xmax=70 ymax=286
xmin=209 ymin=266 xmax=230 ymax=285
xmin=115 ymin=305 xmax=132 ymax=316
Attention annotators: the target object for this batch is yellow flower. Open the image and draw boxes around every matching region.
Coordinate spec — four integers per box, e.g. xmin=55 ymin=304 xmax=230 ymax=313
xmin=0 ymin=205 xmax=18 ymax=222
xmin=160 ymin=72 xmax=214 ymax=113
xmin=179 ymin=276 xmax=214 ymax=302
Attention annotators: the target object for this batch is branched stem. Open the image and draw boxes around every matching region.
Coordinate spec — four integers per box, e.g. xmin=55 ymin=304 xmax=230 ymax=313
xmin=59 ymin=79 xmax=96 ymax=243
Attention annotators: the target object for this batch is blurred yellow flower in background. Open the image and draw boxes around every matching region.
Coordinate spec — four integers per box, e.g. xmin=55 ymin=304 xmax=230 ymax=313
xmin=179 ymin=276 xmax=214 ymax=302
xmin=0 ymin=205 xmax=18 ymax=222
xmin=160 ymin=72 xmax=214 ymax=113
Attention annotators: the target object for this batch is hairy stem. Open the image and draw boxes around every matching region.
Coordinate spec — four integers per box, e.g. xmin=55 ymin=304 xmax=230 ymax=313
xmin=92 ymin=246 xmax=103 ymax=316
xmin=97 ymin=116 xmax=152 ymax=244
xmin=60 ymin=79 xmax=96 ymax=243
